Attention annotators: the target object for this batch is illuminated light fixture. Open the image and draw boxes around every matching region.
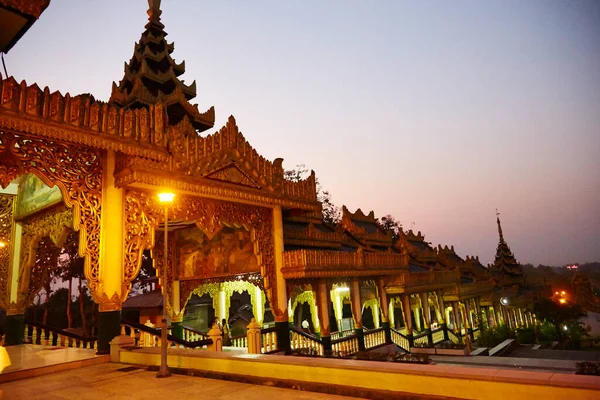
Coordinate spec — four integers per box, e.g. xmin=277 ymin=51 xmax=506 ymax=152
xmin=0 ymin=242 xmax=6 ymax=248
xmin=561 ymin=291 xmax=566 ymax=295
xmin=157 ymin=192 xmax=175 ymax=203
xmin=555 ymin=292 xmax=559 ymax=295
xmin=335 ymin=287 xmax=349 ymax=292
xmin=500 ymin=297 xmax=509 ymax=306
xmin=559 ymin=298 xmax=566 ymax=304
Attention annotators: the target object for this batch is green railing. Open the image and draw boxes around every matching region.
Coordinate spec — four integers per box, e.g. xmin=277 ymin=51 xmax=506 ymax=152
xmin=390 ymin=328 xmax=410 ymax=352
xmin=24 ymin=320 xmax=97 ymax=349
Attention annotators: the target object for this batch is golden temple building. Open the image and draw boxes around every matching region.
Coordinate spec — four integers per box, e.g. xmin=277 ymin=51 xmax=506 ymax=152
xmin=0 ymin=0 xmax=543 ymax=356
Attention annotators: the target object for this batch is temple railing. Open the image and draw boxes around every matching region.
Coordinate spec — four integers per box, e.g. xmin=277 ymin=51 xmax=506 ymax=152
xmin=432 ymin=328 xmax=445 ymax=344
xmin=290 ymin=327 xmax=324 ymax=355
xmin=282 ymin=249 xmax=405 ymax=271
xmin=283 ymin=224 xmax=344 ymax=244
xmin=390 ymin=328 xmax=410 ymax=352
xmin=330 ymin=329 xmax=355 ymax=341
xmin=260 ymin=327 xmax=278 ymax=354
xmin=230 ymin=334 xmax=247 ymax=348
xmin=364 ymin=327 xmax=386 ymax=350
xmin=445 ymin=279 xmax=495 ymax=298
xmin=391 ymin=269 xmax=460 ymax=288
xmin=121 ymin=320 xmax=212 ymax=350
xmin=448 ymin=330 xmax=461 ymax=344
xmin=331 ymin=334 xmax=359 ymax=356
xmin=24 ymin=321 xmax=97 ymax=349
xmin=182 ymin=325 xmax=210 ymax=342
xmin=413 ymin=332 xmax=429 ymax=346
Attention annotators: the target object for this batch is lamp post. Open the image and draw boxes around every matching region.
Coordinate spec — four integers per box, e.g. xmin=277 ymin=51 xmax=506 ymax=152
xmin=157 ymin=192 xmax=175 ymax=378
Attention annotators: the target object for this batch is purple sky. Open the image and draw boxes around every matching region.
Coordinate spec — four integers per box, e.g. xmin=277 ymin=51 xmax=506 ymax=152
xmin=6 ymin=0 xmax=599 ymax=266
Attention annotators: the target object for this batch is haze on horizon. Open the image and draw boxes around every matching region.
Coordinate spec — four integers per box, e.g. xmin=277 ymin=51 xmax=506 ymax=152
xmin=5 ymin=0 xmax=599 ymax=267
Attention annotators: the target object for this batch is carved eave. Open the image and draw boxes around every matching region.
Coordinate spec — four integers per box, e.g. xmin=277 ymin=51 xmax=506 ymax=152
xmin=114 ymin=166 xmax=321 ymax=212
xmin=283 ymin=223 xmax=345 ymax=249
xmin=443 ymin=279 xmax=495 ymax=302
xmin=339 ymin=206 xmax=394 ymax=248
xmin=281 ymin=249 xmax=407 ymax=279
xmin=385 ymin=269 xmax=460 ymax=295
xmin=0 ymin=77 xmax=170 ymax=161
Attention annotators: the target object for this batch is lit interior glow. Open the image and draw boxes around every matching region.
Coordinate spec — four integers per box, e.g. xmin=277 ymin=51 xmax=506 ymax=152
xmin=157 ymin=192 xmax=175 ymax=203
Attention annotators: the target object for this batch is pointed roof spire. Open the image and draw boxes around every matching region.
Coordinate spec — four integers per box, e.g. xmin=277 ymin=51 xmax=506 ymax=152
xmin=496 ymin=209 xmax=504 ymax=242
xmin=110 ymin=0 xmax=215 ymax=133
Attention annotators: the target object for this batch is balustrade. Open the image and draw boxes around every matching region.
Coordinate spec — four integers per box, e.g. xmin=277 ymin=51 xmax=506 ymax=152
xmin=260 ymin=328 xmax=278 ymax=353
xmin=363 ymin=328 xmax=385 ymax=349
xmin=231 ymin=335 xmax=247 ymax=348
xmin=390 ymin=328 xmax=410 ymax=352
xmin=432 ymin=329 xmax=445 ymax=344
xmin=290 ymin=328 xmax=323 ymax=355
xmin=331 ymin=335 xmax=359 ymax=356
xmin=413 ymin=333 xmax=429 ymax=346
xmin=24 ymin=322 xmax=98 ymax=350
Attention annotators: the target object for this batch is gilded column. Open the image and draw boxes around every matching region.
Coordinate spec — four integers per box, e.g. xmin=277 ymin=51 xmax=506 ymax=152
xmin=401 ymin=293 xmax=414 ymax=347
xmin=377 ymin=278 xmax=392 ymax=344
xmin=97 ymin=151 xmax=125 ymax=354
xmin=420 ymin=292 xmax=433 ymax=344
xmin=272 ymin=206 xmax=290 ymax=351
xmin=452 ymin=301 xmax=462 ymax=338
xmin=315 ymin=280 xmax=332 ymax=352
xmin=464 ymin=300 xmax=474 ymax=341
xmin=436 ymin=290 xmax=449 ymax=340
xmin=349 ymin=278 xmax=365 ymax=351
xmin=170 ymin=280 xmax=183 ymax=339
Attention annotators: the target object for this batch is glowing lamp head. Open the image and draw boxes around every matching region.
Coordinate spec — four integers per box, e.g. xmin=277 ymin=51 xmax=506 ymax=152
xmin=561 ymin=291 xmax=566 ymax=295
xmin=500 ymin=297 xmax=509 ymax=306
xmin=157 ymin=192 xmax=175 ymax=203
xmin=0 ymin=241 xmax=5 ymax=248
xmin=559 ymin=298 xmax=566 ymax=304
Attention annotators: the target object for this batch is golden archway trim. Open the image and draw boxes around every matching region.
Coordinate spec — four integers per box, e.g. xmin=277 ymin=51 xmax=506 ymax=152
xmin=123 ymin=189 xmax=276 ymax=311
xmin=0 ymin=194 xmax=15 ymax=309
xmin=0 ymin=130 xmax=102 ymax=305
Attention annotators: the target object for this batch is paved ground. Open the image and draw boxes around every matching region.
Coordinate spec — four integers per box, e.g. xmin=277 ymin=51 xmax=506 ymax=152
xmin=0 ymin=363 xmax=363 ymax=400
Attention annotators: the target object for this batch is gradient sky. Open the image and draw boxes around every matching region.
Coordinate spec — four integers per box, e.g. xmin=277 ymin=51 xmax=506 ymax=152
xmin=5 ymin=0 xmax=599 ymax=266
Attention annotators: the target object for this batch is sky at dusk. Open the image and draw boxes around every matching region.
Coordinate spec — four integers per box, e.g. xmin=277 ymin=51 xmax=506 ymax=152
xmin=5 ymin=0 xmax=599 ymax=266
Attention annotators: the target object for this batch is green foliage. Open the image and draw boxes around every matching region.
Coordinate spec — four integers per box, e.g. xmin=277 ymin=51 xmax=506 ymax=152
xmin=476 ymin=324 xmax=510 ymax=348
xmin=538 ymin=320 xmax=558 ymax=341
xmin=533 ymin=298 xmax=585 ymax=340
xmin=515 ymin=326 xmax=536 ymax=344
xmin=378 ymin=214 xmax=402 ymax=242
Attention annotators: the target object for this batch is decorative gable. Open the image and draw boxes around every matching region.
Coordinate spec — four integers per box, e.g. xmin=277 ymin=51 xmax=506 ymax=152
xmin=205 ymin=165 xmax=261 ymax=189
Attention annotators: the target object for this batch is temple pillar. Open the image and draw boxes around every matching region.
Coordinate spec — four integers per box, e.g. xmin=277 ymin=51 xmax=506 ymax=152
xmin=331 ymin=288 xmax=344 ymax=332
xmin=452 ymin=301 xmax=462 ymax=337
xmin=252 ymin=286 xmax=266 ymax=325
xmin=420 ymin=292 xmax=432 ymax=344
xmin=413 ymin=306 xmax=422 ymax=332
xmin=170 ymin=280 xmax=183 ymax=339
xmin=401 ymin=293 xmax=414 ymax=347
xmin=464 ymin=301 xmax=474 ymax=341
xmin=389 ymin=299 xmax=395 ymax=328
xmin=97 ymin=151 xmax=125 ymax=354
xmin=437 ymin=290 xmax=449 ymax=340
xmin=377 ymin=278 xmax=392 ymax=344
xmin=272 ymin=206 xmax=290 ymax=352
xmin=4 ymin=314 xmax=25 ymax=345
xmin=315 ymin=280 xmax=331 ymax=352
xmin=474 ymin=298 xmax=482 ymax=328
xmin=349 ymin=278 xmax=365 ymax=351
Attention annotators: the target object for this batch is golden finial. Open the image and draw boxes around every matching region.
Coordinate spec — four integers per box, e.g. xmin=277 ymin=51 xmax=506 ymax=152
xmin=147 ymin=0 xmax=162 ymax=21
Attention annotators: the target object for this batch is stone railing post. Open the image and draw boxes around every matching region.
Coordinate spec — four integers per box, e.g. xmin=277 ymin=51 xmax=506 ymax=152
xmin=109 ymin=335 xmax=135 ymax=363
xmin=208 ymin=323 xmax=223 ymax=352
xmin=246 ymin=318 xmax=262 ymax=354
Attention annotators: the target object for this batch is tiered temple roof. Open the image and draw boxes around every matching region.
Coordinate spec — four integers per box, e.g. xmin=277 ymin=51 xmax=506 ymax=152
xmin=110 ymin=0 xmax=215 ymax=132
xmin=490 ymin=216 xmax=523 ymax=283
xmin=338 ymin=207 xmax=395 ymax=252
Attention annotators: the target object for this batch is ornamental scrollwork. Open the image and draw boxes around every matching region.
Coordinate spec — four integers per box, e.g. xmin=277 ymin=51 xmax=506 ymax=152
xmin=290 ymin=290 xmax=319 ymax=332
xmin=16 ymin=205 xmax=73 ymax=311
xmin=0 ymin=130 xmax=102 ymax=303
xmin=123 ymin=189 xmax=278 ymax=315
xmin=0 ymin=194 xmax=14 ymax=309
xmin=223 ymin=280 xmax=266 ymax=324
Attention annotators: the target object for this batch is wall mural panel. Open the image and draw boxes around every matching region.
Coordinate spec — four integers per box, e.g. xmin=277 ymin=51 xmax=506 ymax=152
xmin=14 ymin=174 xmax=63 ymax=220
xmin=177 ymin=226 xmax=259 ymax=280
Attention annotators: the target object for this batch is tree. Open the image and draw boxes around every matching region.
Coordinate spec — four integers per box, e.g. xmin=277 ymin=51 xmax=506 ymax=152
xmin=533 ymin=298 xmax=585 ymax=340
xmin=57 ymin=231 xmax=85 ymax=331
xmin=285 ymin=165 xmax=341 ymax=226
xmin=131 ymin=250 xmax=157 ymax=294
xmin=378 ymin=214 xmax=402 ymax=242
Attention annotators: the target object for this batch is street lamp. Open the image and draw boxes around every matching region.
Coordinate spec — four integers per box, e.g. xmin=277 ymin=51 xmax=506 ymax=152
xmin=157 ymin=192 xmax=174 ymax=378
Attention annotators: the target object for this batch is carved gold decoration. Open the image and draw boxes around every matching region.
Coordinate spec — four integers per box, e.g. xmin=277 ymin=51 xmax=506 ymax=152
xmin=123 ymin=189 xmax=278 ymax=313
xmin=0 ymin=78 xmax=170 ymax=161
xmin=290 ymin=290 xmax=319 ymax=331
xmin=16 ymin=205 xmax=73 ymax=310
xmin=386 ymin=269 xmax=460 ymax=296
xmin=223 ymin=280 xmax=265 ymax=323
xmin=0 ymin=130 xmax=103 ymax=303
xmin=281 ymin=249 xmax=406 ymax=279
xmin=179 ymin=272 xmax=264 ymax=310
xmin=0 ymin=194 xmax=14 ymax=309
